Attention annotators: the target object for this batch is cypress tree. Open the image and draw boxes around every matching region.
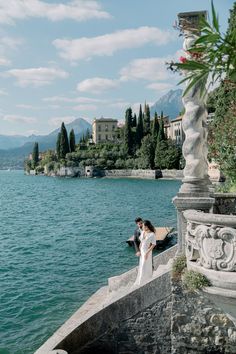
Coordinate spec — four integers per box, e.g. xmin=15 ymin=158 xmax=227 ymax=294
xmin=69 ymin=129 xmax=76 ymax=152
xmin=143 ymin=104 xmax=151 ymax=135
xmin=32 ymin=142 xmax=39 ymax=169
xmin=60 ymin=122 xmax=70 ymax=159
xmin=157 ymin=117 xmax=166 ymax=142
xmin=132 ymin=113 xmax=137 ymax=128
xmin=152 ymin=111 xmax=160 ymax=145
xmin=135 ymin=104 xmax=144 ymax=148
xmin=56 ymin=132 xmax=61 ymax=159
xmin=124 ymin=107 xmax=133 ymax=155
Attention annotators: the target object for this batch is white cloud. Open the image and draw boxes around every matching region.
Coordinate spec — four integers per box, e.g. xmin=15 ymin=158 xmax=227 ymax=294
xmin=43 ymin=95 xmax=106 ymax=104
xmin=0 ymin=0 xmax=111 ymax=25
xmin=49 ymin=116 xmax=76 ymax=127
xmin=6 ymin=67 xmax=69 ymax=87
xmin=53 ymin=26 xmax=174 ymax=62
xmin=77 ymin=77 xmax=119 ymax=94
xmin=109 ymin=101 xmax=131 ymax=109
xmin=73 ymin=104 xmax=97 ymax=111
xmin=0 ymin=36 xmax=23 ymax=65
xmin=0 ymin=57 xmax=11 ymax=66
xmin=120 ymin=57 xmax=173 ymax=82
xmin=3 ymin=114 xmax=37 ymax=124
xmin=146 ymin=82 xmax=174 ymax=91
xmin=16 ymin=104 xmax=37 ymax=109
xmin=0 ymin=88 xmax=8 ymax=95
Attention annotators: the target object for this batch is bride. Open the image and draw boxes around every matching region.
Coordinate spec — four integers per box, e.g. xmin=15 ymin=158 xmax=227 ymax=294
xmin=134 ymin=220 xmax=156 ymax=286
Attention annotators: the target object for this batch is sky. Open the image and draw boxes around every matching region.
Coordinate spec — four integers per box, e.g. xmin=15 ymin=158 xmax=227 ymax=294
xmin=0 ymin=0 xmax=234 ymax=136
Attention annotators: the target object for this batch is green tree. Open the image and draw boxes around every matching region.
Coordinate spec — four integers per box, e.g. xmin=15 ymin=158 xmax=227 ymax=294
xmin=143 ymin=103 xmax=151 ymax=135
xmin=132 ymin=113 xmax=137 ymax=128
xmin=137 ymin=135 xmax=155 ymax=169
xmin=209 ymin=82 xmax=236 ymax=183
xmin=135 ymin=104 xmax=144 ymax=148
xmin=155 ymin=140 xmax=181 ymax=169
xmin=124 ymin=107 xmax=133 ymax=155
xmin=32 ymin=142 xmax=39 ymax=169
xmin=69 ymin=129 xmax=76 ymax=152
xmin=208 ymin=3 xmax=236 ymax=185
xmin=152 ymin=111 xmax=160 ymax=146
xmin=56 ymin=132 xmax=61 ymax=159
xmin=157 ymin=117 xmax=166 ymax=142
xmin=60 ymin=122 xmax=70 ymax=159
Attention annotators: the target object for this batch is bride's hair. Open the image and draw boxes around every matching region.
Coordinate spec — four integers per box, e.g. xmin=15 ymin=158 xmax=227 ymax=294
xmin=143 ymin=220 xmax=155 ymax=233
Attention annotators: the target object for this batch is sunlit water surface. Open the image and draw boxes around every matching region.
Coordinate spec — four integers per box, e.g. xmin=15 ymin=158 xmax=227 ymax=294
xmin=0 ymin=171 xmax=180 ymax=354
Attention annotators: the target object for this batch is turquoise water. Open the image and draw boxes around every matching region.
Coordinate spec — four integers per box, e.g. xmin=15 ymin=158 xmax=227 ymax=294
xmin=0 ymin=171 xmax=180 ymax=354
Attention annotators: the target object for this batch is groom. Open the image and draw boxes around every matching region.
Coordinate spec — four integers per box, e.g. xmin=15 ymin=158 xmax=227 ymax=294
xmin=133 ymin=217 xmax=143 ymax=256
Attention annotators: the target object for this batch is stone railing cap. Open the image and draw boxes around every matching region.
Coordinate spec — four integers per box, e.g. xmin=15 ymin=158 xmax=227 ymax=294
xmin=183 ymin=209 xmax=236 ymax=227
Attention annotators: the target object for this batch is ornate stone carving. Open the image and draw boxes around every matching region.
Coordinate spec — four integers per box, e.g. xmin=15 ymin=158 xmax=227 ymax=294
xmin=186 ymin=220 xmax=236 ymax=272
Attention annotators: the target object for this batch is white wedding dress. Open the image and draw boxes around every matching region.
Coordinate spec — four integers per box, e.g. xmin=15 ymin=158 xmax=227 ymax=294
xmin=134 ymin=231 xmax=156 ymax=286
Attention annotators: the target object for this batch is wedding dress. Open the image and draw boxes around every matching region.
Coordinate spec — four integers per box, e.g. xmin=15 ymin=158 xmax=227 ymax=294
xmin=134 ymin=231 xmax=156 ymax=286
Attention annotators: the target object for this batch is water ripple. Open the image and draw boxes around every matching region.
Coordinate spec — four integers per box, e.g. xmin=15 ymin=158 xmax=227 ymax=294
xmin=0 ymin=171 xmax=180 ymax=354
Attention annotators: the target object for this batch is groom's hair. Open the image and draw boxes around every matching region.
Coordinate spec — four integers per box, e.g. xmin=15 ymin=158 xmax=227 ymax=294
xmin=135 ymin=217 xmax=143 ymax=223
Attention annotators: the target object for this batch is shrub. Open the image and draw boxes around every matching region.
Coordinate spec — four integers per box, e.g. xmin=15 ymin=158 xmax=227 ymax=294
xmin=182 ymin=270 xmax=211 ymax=291
xmin=172 ymin=255 xmax=187 ymax=278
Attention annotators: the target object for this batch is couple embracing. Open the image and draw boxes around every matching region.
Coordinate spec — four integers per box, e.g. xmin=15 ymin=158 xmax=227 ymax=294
xmin=133 ymin=217 xmax=156 ymax=287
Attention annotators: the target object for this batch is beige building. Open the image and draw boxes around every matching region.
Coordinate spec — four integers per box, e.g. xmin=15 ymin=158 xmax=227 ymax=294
xmin=92 ymin=118 xmax=118 ymax=144
xmin=169 ymin=116 xmax=184 ymax=145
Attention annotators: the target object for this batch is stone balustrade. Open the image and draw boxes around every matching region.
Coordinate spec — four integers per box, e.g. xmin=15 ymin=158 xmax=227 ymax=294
xmin=183 ymin=209 xmax=236 ymax=296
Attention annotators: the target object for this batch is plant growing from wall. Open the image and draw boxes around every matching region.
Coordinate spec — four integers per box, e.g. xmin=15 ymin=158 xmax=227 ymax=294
xmin=172 ymin=255 xmax=187 ymax=279
xmin=182 ymin=270 xmax=211 ymax=291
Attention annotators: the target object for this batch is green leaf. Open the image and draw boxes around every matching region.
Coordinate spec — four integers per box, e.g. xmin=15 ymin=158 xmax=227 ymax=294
xmin=177 ymin=60 xmax=208 ymax=70
xmin=182 ymin=71 xmax=208 ymax=97
xmin=211 ymin=0 xmax=220 ymax=33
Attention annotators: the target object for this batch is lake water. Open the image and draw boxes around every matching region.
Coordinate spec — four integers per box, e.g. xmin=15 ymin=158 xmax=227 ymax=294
xmin=0 ymin=171 xmax=181 ymax=354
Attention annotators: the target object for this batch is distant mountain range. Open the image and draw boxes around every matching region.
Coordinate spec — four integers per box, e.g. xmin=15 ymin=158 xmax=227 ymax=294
xmin=150 ymin=89 xmax=183 ymax=119
xmin=0 ymin=118 xmax=91 ymax=169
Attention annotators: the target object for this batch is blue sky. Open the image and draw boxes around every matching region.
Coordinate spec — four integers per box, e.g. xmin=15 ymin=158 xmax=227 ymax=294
xmin=0 ymin=0 xmax=234 ymax=136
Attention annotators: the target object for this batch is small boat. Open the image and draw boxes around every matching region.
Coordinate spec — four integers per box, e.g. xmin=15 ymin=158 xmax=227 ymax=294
xmin=126 ymin=226 xmax=174 ymax=249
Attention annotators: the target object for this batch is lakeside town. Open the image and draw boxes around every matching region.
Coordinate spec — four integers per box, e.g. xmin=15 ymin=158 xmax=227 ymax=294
xmin=25 ymin=101 xmax=222 ymax=182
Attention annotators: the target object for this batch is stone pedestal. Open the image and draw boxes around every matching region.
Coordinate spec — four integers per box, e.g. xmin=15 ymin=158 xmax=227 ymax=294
xmin=173 ymin=196 xmax=214 ymax=255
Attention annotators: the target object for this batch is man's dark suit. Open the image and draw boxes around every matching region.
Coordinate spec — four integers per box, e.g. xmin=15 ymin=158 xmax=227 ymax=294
xmin=134 ymin=227 xmax=141 ymax=253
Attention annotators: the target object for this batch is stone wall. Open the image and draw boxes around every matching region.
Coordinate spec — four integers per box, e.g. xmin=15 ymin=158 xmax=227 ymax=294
xmin=78 ymin=294 xmax=172 ymax=354
xmin=101 ymin=169 xmax=162 ymax=179
xmin=161 ymin=169 xmax=183 ymax=180
xmin=171 ymin=279 xmax=236 ymax=354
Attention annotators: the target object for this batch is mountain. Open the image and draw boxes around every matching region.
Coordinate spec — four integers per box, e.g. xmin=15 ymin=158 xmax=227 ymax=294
xmin=0 ymin=118 xmax=91 ymax=169
xmin=150 ymin=89 xmax=183 ymax=119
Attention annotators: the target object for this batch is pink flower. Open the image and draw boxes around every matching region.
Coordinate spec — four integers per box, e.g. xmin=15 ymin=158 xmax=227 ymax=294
xmin=179 ymin=56 xmax=187 ymax=63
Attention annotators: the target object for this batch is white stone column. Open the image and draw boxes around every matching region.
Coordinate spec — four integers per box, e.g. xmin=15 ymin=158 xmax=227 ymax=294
xmin=173 ymin=11 xmax=214 ymax=255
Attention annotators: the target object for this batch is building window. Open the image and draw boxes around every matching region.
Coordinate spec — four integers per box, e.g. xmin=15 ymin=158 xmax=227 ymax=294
xmin=98 ymin=125 xmax=101 ymax=132
xmin=98 ymin=134 xmax=101 ymax=141
xmin=105 ymin=124 xmax=108 ymax=131
xmin=112 ymin=125 xmax=115 ymax=131
xmin=105 ymin=134 xmax=108 ymax=140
